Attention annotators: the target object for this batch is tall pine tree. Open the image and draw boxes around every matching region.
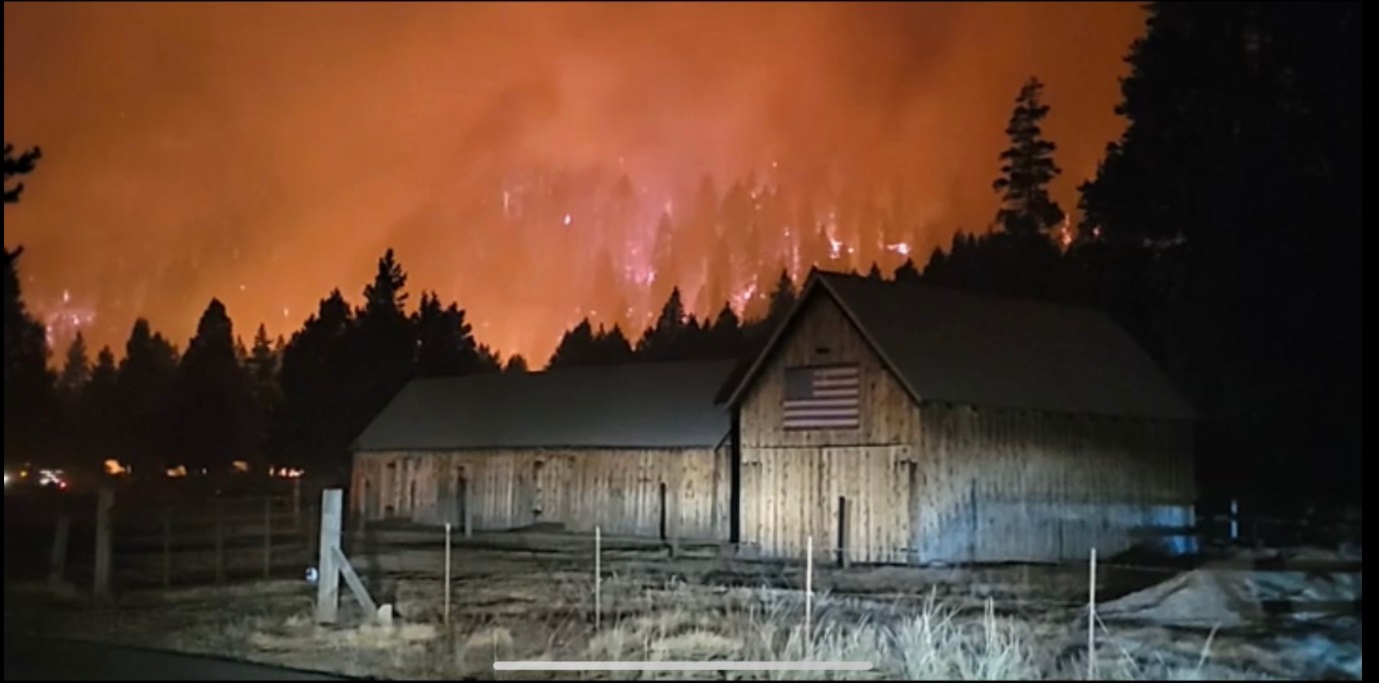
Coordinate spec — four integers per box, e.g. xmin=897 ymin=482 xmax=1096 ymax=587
xmin=176 ymin=300 xmax=256 ymax=479
xmin=993 ymin=78 xmax=1065 ymax=237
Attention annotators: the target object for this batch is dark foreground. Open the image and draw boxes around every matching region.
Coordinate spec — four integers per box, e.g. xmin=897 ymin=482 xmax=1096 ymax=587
xmin=2 ymin=635 xmax=344 ymax=681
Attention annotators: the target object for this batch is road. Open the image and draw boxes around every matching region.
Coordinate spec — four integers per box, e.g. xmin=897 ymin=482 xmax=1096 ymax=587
xmin=3 ymin=634 xmax=346 ymax=681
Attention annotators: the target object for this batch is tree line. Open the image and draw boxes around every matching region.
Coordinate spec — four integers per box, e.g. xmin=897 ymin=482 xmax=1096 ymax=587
xmin=4 ymin=2 xmax=1359 ymax=511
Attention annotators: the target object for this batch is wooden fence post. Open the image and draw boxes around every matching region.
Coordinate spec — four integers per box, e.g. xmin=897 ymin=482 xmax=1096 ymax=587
xmin=215 ymin=499 xmax=225 ymax=585
xmin=93 ymin=488 xmax=114 ymax=598
xmin=293 ymin=479 xmax=303 ymax=532
xmin=316 ymin=489 xmax=343 ymax=624
xmin=463 ymin=477 xmax=473 ymax=539
xmin=838 ymin=497 xmax=851 ymax=569
xmin=263 ymin=496 xmax=273 ymax=578
xmin=163 ymin=511 xmax=172 ymax=589
xmin=48 ymin=514 xmax=70 ymax=587
xmin=1088 ymin=548 xmax=1098 ymax=681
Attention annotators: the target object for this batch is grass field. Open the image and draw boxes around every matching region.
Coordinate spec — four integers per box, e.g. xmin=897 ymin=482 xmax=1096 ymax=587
xmin=3 ymin=529 xmax=1361 ymax=681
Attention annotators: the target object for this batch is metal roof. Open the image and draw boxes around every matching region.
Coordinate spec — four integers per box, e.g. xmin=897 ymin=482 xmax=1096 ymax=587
xmin=724 ymin=271 xmax=1196 ymax=420
xmin=353 ymin=360 xmax=738 ymax=452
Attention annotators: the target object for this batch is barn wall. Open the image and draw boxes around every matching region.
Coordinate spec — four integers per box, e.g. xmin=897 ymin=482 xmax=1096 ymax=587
xmin=912 ymin=405 xmax=1197 ymax=563
xmin=350 ymin=448 xmax=727 ymax=541
xmin=733 ymin=290 xmax=1197 ymax=565
xmin=737 ymin=293 xmax=920 ymax=562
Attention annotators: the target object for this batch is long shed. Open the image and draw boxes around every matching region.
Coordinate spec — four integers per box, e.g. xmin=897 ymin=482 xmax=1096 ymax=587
xmin=352 ymin=360 xmax=737 ymax=541
xmin=721 ymin=270 xmax=1198 ymax=564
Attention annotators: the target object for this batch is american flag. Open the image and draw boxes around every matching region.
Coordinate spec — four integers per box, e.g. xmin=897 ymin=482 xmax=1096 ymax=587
xmin=783 ymin=364 xmax=861 ymax=429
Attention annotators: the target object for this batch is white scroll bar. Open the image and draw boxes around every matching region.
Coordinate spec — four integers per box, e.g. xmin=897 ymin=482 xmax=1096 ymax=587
xmin=494 ymin=661 xmax=874 ymax=672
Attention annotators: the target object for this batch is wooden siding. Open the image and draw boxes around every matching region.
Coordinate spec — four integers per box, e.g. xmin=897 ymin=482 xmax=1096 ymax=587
xmin=735 ymin=289 xmax=1197 ymax=564
xmin=738 ymin=294 xmax=919 ymax=561
xmin=351 ymin=448 xmax=729 ymax=542
xmin=739 ymin=294 xmax=919 ymax=449
xmin=741 ymin=445 xmax=912 ymax=564
xmin=912 ymin=405 xmax=1196 ymax=563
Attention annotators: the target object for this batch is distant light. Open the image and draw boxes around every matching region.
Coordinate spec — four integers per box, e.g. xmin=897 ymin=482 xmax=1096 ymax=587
xmin=232 ymin=460 xmax=250 ymax=473
xmin=238 ymin=284 xmax=247 ymax=292
xmin=167 ymin=465 xmax=188 ymax=479
xmin=563 ymin=214 xmax=573 ymax=226
xmin=3 ymin=473 xmax=10 ymax=488
xmin=62 ymin=289 xmax=71 ymax=304
xmin=37 ymin=469 xmax=66 ymax=488
xmin=104 ymin=459 xmax=130 ymax=477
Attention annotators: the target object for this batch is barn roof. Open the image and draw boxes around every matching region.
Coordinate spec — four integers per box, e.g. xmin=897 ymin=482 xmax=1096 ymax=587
xmin=354 ymin=360 xmax=738 ymax=452
xmin=722 ymin=270 xmax=1196 ymax=420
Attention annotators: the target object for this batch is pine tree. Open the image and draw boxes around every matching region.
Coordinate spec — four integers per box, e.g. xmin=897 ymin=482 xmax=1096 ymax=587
xmin=2 ymin=246 xmax=53 ymax=464
xmin=993 ymin=78 xmax=1064 ymax=237
xmin=637 ymin=288 xmax=692 ymax=362
xmin=765 ymin=270 xmax=797 ymax=324
xmin=650 ymin=211 xmax=678 ymax=307
xmin=894 ymin=258 xmax=922 ymax=282
xmin=116 ymin=319 xmax=179 ymax=474
xmin=58 ymin=332 xmax=91 ymax=399
xmin=83 ymin=347 xmax=120 ymax=469
xmin=176 ymin=300 xmax=256 ymax=478
xmin=278 ymin=289 xmax=356 ymax=472
xmin=504 ymin=355 xmax=530 ymax=374
xmin=708 ymin=304 xmax=746 ymax=358
xmin=414 ymin=292 xmax=483 ymax=378
xmin=548 ymin=319 xmax=597 ymax=369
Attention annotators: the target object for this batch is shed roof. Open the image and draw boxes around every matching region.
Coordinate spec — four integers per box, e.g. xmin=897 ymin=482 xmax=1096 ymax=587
xmin=354 ymin=360 xmax=738 ymax=452
xmin=722 ymin=270 xmax=1196 ymax=420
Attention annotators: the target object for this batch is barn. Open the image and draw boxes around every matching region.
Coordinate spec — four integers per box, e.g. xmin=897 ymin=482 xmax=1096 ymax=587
xmin=351 ymin=360 xmax=736 ymax=541
xmin=721 ymin=270 xmax=1198 ymax=565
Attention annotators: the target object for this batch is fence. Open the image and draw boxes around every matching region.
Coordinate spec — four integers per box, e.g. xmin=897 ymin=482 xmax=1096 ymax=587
xmin=109 ymin=493 xmax=316 ymax=588
xmin=40 ymin=486 xmax=324 ymax=595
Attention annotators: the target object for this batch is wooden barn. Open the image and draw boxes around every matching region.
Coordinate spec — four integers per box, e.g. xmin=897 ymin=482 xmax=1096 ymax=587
xmin=351 ymin=360 xmax=736 ymax=542
xmin=721 ymin=270 xmax=1198 ymax=565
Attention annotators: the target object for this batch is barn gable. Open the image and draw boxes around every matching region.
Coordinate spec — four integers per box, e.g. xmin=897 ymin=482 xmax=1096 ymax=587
xmin=725 ymin=270 xmax=1195 ymax=420
xmin=737 ymin=292 xmax=919 ymax=449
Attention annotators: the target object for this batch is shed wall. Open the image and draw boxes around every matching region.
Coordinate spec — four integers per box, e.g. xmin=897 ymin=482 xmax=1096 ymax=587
xmin=352 ymin=447 xmax=728 ymax=541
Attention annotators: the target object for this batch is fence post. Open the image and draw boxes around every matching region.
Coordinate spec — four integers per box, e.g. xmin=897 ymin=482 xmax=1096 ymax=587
xmin=594 ymin=526 xmax=602 ymax=632
xmin=263 ymin=496 xmax=273 ymax=578
xmin=316 ymin=489 xmax=343 ymax=624
xmin=444 ymin=523 xmax=453 ymax=627
xmin=838 ymin=497 xmax=851 ymax=569
xmin=293 ymin=478 xmax=303 ymax=532
xmin=1088 ymin=547 xmax=1098 ymax=681
xmin=48 ymin=514 xmax=70 ymax=587
xmin=93 ymin=488 xmax=114 ymax=598
xmin=806 ymin=536 xmax=814 ymax=661
xmin=215 ymin=499 xmax=225 ymax=585
xmin=163 ymin=511 xmax=172 ymax=589
xmin=463 ymin=477 xmax=473 ymax=539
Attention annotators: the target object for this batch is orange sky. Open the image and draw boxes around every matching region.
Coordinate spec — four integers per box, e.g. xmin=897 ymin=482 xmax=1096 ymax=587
xmin=4 ymin=2 xmax=1147 ymax=366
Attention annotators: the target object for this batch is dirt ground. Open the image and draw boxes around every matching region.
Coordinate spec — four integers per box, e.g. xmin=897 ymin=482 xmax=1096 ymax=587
xmin=3 ymin=530 xmax=1361 ymax=681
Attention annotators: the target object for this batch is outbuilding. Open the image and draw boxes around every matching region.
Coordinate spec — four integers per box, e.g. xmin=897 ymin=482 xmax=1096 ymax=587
xmin=720 ymin=270 xmax=1197 ymax=564
xmin=352 ymin=360 xmax=736 ymax=541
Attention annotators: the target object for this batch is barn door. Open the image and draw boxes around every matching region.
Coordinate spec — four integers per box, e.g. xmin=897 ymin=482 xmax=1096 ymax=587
xmin=823 ymin=446 xmax=912 ymax=564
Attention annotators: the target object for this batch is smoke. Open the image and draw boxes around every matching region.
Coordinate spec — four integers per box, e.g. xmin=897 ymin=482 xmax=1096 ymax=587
xmin=4 ymin=2 xmax=1147 ymax=364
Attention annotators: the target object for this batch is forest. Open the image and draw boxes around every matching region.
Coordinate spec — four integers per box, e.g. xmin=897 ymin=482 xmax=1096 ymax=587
xmin=3 ymin=3 xmax=1360 ymax=514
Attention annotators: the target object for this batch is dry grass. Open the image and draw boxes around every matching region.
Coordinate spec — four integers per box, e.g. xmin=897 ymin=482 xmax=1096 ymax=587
xmin=5 ymin=540 xmax=1351 ymax=681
